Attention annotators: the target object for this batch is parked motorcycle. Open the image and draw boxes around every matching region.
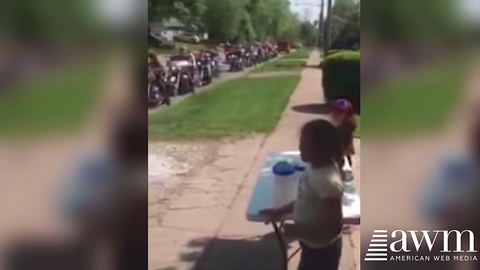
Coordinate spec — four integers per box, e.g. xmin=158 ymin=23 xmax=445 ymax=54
xmin=164 ymin=66 xmax=179 ymax=96
xmin=257 ymin=47 xmax=269 ymax=62
xmin=168 ymin=56 xmax=196 ymax=95
xmin=267 ymin=46 xmax=279 ymax=59
xmin=148 ymin=69 xmax=170 ymax=107
xmin=243 ymin=51 xmax=253 ymax=68
xmin=168 ymin=65 xmax=195 ymax=95
xmin=228 ymin=53 xmax=244 ymax=72
xmin=196 ymin=55 xmax=213 ymax=86
xmin=211 ymin=56 xmax=220 ymax=78
xmin=207 ymin=51 xmax=220 ymax=78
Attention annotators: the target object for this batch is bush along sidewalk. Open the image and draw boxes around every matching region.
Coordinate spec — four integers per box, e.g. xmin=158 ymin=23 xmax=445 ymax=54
xmin=321 ymin=50 xmax=360 ymax=113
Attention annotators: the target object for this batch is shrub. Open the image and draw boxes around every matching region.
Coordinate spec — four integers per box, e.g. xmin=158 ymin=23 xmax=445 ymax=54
xmin=321 ymin=50 xmax=360 ymax=113
xmin=325 ymin=49 xmax=347 ymax=57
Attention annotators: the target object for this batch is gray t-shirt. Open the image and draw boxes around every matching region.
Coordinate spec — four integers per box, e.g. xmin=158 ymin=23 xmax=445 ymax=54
xmin=293 ymin=165 xmax=344 ymax=248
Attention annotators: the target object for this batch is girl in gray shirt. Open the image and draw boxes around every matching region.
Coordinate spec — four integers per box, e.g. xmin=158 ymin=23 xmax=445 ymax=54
xmin=261 ymin=119 xmax=344 ymax=270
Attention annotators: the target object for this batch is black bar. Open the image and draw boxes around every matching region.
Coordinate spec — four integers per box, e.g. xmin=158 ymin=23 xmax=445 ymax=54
xmin=272 ymin=222 xmax=288 ymax=270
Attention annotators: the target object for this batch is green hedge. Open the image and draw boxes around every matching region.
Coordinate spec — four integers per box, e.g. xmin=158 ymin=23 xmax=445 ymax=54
xmin=321 ymin=50 xmax=360 ymax=113
xmin=323 ymin=49 xmax=348 ymax=57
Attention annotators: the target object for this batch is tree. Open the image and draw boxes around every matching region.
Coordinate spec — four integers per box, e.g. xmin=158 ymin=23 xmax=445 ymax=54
xmin=203 ymin=0 xmax=243 ymax=42
xmin=278 ymin=13 xmax=300 ymax=42
xmin=362 ymin=0 xmax=458 ymax=44
xmin=148 ymin=0 xmax=206 ymax=29
xmin=247 ymin=0 xmax=271 ymax=40
xmin=148 ymin=0 xmax=302 ymax=43
xmin=236 ymin=10 xmax=257 ymax=42
xmin=266 ymin=0 xmax=291 ymax=38
xmin=330 ymin=0 xmax=360 ymax=49
xmin=300 ymin=21 xmax=318 ymax=46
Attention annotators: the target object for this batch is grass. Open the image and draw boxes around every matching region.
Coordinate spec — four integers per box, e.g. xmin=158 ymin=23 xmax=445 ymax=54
xmin=251 ymin=59 xmax=307 ymax=73
xmin=0 ymin=57 xmax=106 ymax=137
xmin=149 ymin=47 xmax=176 ymax=55
xmin=282 ymin=49 xmax=312 ymax=60
xmin=362 ymin=54 xmax=470 ymax=137
xmin=149 ymin=75 xmax=301 ymax=140
xmin=177 ymin=42 xmax=208 ymax=51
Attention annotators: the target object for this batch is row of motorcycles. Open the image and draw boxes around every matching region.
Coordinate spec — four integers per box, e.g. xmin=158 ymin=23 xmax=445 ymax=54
xmin=148 ymin=51 xmax=220 ymax=107
xmin=226 ymin=45 xmax=279 ymax=72
xmin=148 ymin=44 xmax=279 ymax=108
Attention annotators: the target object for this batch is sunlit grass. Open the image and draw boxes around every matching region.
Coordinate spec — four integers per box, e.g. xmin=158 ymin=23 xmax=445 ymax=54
xmin=149 ymin=76 xmax=301 ymax=140
xmin=362 ymin=55 xmax=470 ymax=137
xmin=0 ymin=57 xmax=106 ymax=137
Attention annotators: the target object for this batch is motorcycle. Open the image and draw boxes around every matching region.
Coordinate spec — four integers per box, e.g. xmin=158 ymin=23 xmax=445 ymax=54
xmin=250 ymin=49 xmax=260 ymax=66
xmin=211 ymin=57 xmax=220 ymax=78
xmin=268 ymin=47 xmax=279 ymax=59
xmin=164 ymin=66 xmax=179 ymax=96
xmin=243 ymin=51 xmax=253 ymax=68
xmin=228 ymin=53 xmax=244 ymax=72
xmin=196 ymin=56 xmax=213 ymax=86
xmin=168 ymin=65 xmax=195 ymax=96
xmin=148 ymin=69 xmax=170 ymax=107
xmin=257 ymin=48 xmax=267 ymax=63
xmin=207 ymin=52 xmax=220 ymax=78
xmin=168 ymin=56 xmax=196 ymax=95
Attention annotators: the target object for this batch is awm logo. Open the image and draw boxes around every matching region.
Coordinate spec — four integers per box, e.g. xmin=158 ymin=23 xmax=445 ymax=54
xmin=365 ymin=230 xmax=477 ymax=262
xmin=365 ymin=230 xmax=388 ymax=261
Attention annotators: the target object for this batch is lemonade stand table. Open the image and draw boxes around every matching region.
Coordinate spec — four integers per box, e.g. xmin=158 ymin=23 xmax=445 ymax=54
xmin=246 ymin=151 xmax=360 ymax=270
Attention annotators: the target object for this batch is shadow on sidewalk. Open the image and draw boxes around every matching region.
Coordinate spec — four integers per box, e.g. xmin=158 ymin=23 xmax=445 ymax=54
xmin=160 ymin=233 xmax=296 ymax=270
xmin=4 ymin=240 xmax=90 ymax=270
xmin=291 ymin=103 xmax=332 ymax=115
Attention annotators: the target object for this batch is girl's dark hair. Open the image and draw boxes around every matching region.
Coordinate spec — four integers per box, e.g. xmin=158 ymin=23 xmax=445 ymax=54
xmin=301 ymin=119 xmax=344 ymax=167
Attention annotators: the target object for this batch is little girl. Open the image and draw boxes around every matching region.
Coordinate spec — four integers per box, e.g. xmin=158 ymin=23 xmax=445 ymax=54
xmin=331 ymin=99 xmax=357 ymax=167
xmin=261 ymin=119 xmax=344 ymax=270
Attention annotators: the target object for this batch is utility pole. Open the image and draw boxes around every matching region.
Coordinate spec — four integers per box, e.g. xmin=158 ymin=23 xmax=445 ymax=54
xmin=318 ymin=0 xmax=324 ymax=49
xmin=323 ymin=0 xmax=332 ymax=55
xmin=294 ymin=1 xmax=328 ymax=50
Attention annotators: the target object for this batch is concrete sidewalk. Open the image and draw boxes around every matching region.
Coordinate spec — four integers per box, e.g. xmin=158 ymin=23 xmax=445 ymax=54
xmin=148 ymin=50 xmax=360 ymax=270
xmin=196 ymin=50 xmax=361 ymax=270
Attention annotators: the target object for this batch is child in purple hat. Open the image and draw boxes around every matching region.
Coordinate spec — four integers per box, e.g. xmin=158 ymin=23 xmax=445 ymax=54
xmin=331 ymin=99 xmax=357 ymax=166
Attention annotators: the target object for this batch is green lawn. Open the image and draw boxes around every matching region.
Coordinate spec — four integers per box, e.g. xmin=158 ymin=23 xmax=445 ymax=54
xmin=178 ymin=42 xmax=208 ymax=51
xmin=251 ymin=59 xmax=307 ymax=73
xmin=149 ymin=75 xmax=301 ymax=140
xmin=282 ymin=49 xmax=312 ymax=60
xmin=362 ymin=55 xmax=470 ymax=137
xmin=149 ymin=47 xmax=176 ymax=55
xmin=0 ymin=57 xmax=106 ymax=137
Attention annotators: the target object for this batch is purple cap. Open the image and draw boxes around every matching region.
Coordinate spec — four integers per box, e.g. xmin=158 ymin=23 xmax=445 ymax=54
xmin=333 ymin=99 xmax=351 ymax=111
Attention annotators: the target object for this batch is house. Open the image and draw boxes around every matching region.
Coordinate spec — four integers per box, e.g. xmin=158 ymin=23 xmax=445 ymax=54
xmin=149 ymin=18 xmax=208 ymax=42
xmin=149 ymin=18 xmax=185 ymax=41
